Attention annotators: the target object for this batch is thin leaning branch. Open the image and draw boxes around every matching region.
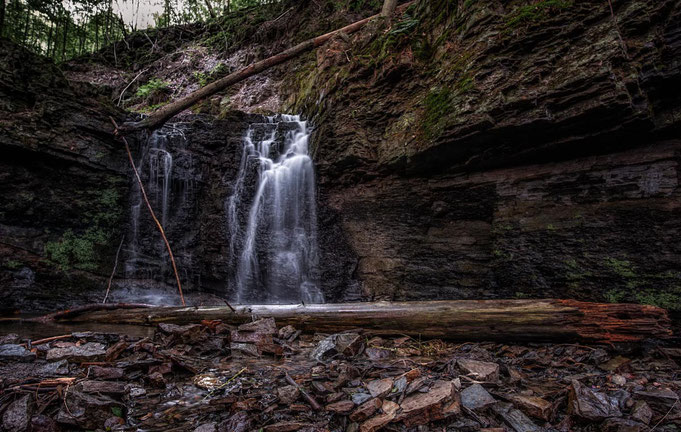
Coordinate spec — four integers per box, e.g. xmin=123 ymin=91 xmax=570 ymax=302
xmin=116 ymin=68 xmax=147 ymax=106
xmin=103 ymin=236 xmax=125 ymax=304
xmin=110 ymin=117 xmax=186 ymax=306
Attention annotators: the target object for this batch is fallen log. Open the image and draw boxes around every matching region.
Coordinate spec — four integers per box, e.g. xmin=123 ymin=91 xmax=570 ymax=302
xmin=116 ymin=2 xmax=414 ymax=133
xmin=42 ymin=299 xmax=672 ymax=344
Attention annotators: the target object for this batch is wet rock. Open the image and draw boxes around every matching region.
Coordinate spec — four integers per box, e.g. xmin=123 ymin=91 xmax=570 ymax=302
xmin=365 ymin=347 xmax=392 ymax=360
xmin=406 ymin=376 xmax=429 ymax=394
xmin=447 ymin=418 xmax=482 ymax=431
xmin=127 ymin=385 xmax=146 ymax=398
xmin=458 ymin=359 xmax=499 ymax=382
xmin=217 ymin=411 xmax=251 ymax=432
xmin=492 ymin=402 xmax=542 ymax=432
xmin=278 ymin=325 xmax=297 ymax=340
xmin=2 ymin=394 xmax=33 ymax=431
xmin=360 ymin=400 xmax=399 ymax=432
xmin=194 ymin=373 xmax=222 ymax=390
xmin=381 ymin=400 xmax=399 ymax=415
xmin=30 ymin=414 xmax=58 ymax=432
xmin=327 ymin=399 xmax=355 ymax=414
xmin=231 ymin=329 xmax=273 ymax=344
xmin=350 ymin=398 xmax=382 ymax=422
xmin=366 ymin=377 xmax=393 ymax=398
xmin=611 ymin=374 xmax=627 ymax=386
xmin=633 ymin=388 xmax=679 ymax=410
xmin=194 ymin=423 xmax=217 ymax=432
xmin=149 ymin=371 xmax=167 ymax=387
xmin=230 ymin=342 xmax=260 ymax=357
xmin=103 ymin=416 xmax=125 ymax=429
xmin=46 ymin=342 xmax=106 ymax=362
xmin=238 ymin=318 xmax=277 ymax=334
xmin=600 ymin=418 xmax=647 ymax=432
xmin=352 ymin=392 xmax=372 ymax=405
xmin=264 ymin=421 xmax=311 ymax=432
xmin=311 ymin=380 xmax=330 ymax=394
xmin=89 ymin=366 xmax=124 ymax=380
xmin=630 ymin=400 xmax=653 ymax=425
xmin=56 ymin=391 xmax=125 ymax=429
xmin=159 ymin=323 xmax=206 ymax=345
xmin=590 ymin=349 xmax=610 ymax=364
xmin=510 ymin=395 xmax=553 ymax=421
xmin=568 ymin=380 xmax=622 ymax=421
xmin=392 ymin=376 xmax=408 ymax=395
xmin=600 ymin=356 xmax=631 ymax=372
xmin=461 ymin=383 xmax=496 ymax=411
xmin=0 ymin=333 xmax=20 ymax=344
xmin=277 ymin=385 xmax=300 ymax=404
xmin=0 ymin=344 xmax=35 ymax=362
xmin=79 ymin=380 xmax=127 ymax=395
xmin=311 ymin=332 xmax=362 ymax=361
xmin=230 ymin=319 xmax=282 ymax=356
xmin=396 ymin=380 xmax=458 ymax=426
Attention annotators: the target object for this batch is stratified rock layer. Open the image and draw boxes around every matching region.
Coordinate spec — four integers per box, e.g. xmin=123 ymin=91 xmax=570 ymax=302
xmin=291 ymin=0 xmax=681 ymax=307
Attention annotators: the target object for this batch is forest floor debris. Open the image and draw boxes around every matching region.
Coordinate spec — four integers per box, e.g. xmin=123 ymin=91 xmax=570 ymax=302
xmin=0 ymin=319 xmax=680 ymax=431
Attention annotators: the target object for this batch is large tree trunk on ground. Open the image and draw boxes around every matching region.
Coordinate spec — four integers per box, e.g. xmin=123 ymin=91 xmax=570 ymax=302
xmin=116 ymin=2 xmax=414 ymax=133
xmin=39 ymin=299 xmax=673 ymax=344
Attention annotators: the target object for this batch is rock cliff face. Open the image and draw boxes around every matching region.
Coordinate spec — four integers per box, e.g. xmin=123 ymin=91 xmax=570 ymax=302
xmin=0 ymin=40 xmax=132 ymax=311
xmin=289 ymin=0 xmax=681 ymax=307
xmin=1 ymin=0 xmax=680 ymax=312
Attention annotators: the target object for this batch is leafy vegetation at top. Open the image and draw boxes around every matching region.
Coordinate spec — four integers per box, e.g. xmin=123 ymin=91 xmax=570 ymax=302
xmin=0 ymin=0 xmax=298 ymax=63
xmin=505 ymin=0 xmax=573 ymax=29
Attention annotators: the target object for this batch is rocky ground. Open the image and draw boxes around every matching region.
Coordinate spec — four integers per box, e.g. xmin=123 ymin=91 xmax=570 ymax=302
xmin=1 ymin=319 xmax=680 ymax=431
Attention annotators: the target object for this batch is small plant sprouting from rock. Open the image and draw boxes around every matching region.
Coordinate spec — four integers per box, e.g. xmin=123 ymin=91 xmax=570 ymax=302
xmin=604 ymin=257 xmax=635 ymax=278
xmin=136 ymin=78 xmax=169 ymax=99
xmin=4 ymin=259 xmax=22 ymax=270
xmin=423 ymin=87 xmax=453 ymax=139
xmin=194 ymin=63 xmax=229 ymax=87
xmin=505 ymin=0 xmax=573 ymax=29
xmin=45 ymin=187 xmax=123 ymax=272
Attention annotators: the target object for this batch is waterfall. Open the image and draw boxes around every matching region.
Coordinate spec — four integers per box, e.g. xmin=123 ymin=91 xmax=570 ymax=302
xmin=125 ymin=128 xmax=179 ymax=279
xmin=229 ymin=115 xmax=324 ymax=304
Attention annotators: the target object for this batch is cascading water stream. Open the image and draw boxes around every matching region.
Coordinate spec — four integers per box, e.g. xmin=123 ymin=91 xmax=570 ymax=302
xmin=229 ymin=115 xmax=324 ymax=304
xmin=125 ymin=129 xmax=176 ymax=278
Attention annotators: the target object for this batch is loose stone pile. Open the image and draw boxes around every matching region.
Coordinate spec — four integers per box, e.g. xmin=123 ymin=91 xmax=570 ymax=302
xmin=0 ymin=319 xmax=680 ymax=431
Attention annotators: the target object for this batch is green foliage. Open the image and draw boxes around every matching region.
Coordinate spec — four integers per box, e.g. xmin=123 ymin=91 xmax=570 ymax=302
xmin=136 ymin=78 xmax=170 ymax=99
xmin=45 ymin=229 xmax=100 ymax=271
xmin=45 ymin=187 xmax=122 ymax=272
xmin=4 ymin=260 xmax=23 ymax=270
xmin=604 ymin=288 xmax=626 ymax=304
xmin=331 ymin=0 xmax=382 ymax=12
xmin=422 ymin=87 xmax=453 ymax=139
xmin=2 ymin=0 xmax=129 ymax=62
xmin=635 ymin=288 xmax=681 ymax=311
xmin=505 ymin=0 xmax=573 ymax=29
xmin=193 ymin=63 xmax=228 ymax=87
xmin=111 ymin=407 xmax=123 ymax=418
xmin=604 ymin=257 xmax=636 ymax=278
xmin=140 ymin=103 xmax=166 ymax=112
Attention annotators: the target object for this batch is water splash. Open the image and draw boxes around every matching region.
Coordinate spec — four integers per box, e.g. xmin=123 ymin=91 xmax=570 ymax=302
xmin=229 ymin=115 xmax=324 ymax=304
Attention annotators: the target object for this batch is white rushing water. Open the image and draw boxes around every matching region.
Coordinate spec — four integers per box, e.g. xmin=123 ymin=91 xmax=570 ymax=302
xmin=230 ymin=115 xmax=324 ymax=304
xmin=125 ymin=128 xmax=180 ymax=278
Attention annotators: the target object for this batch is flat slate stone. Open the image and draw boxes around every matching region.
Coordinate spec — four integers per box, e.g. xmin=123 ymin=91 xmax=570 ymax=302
xmin=461 ymin=384 xmax=496 ymax=411
xmin=46 ymin=343 xmax=106 ymax=362
xmin=0 ymin=344 xmax=36 ymax=362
